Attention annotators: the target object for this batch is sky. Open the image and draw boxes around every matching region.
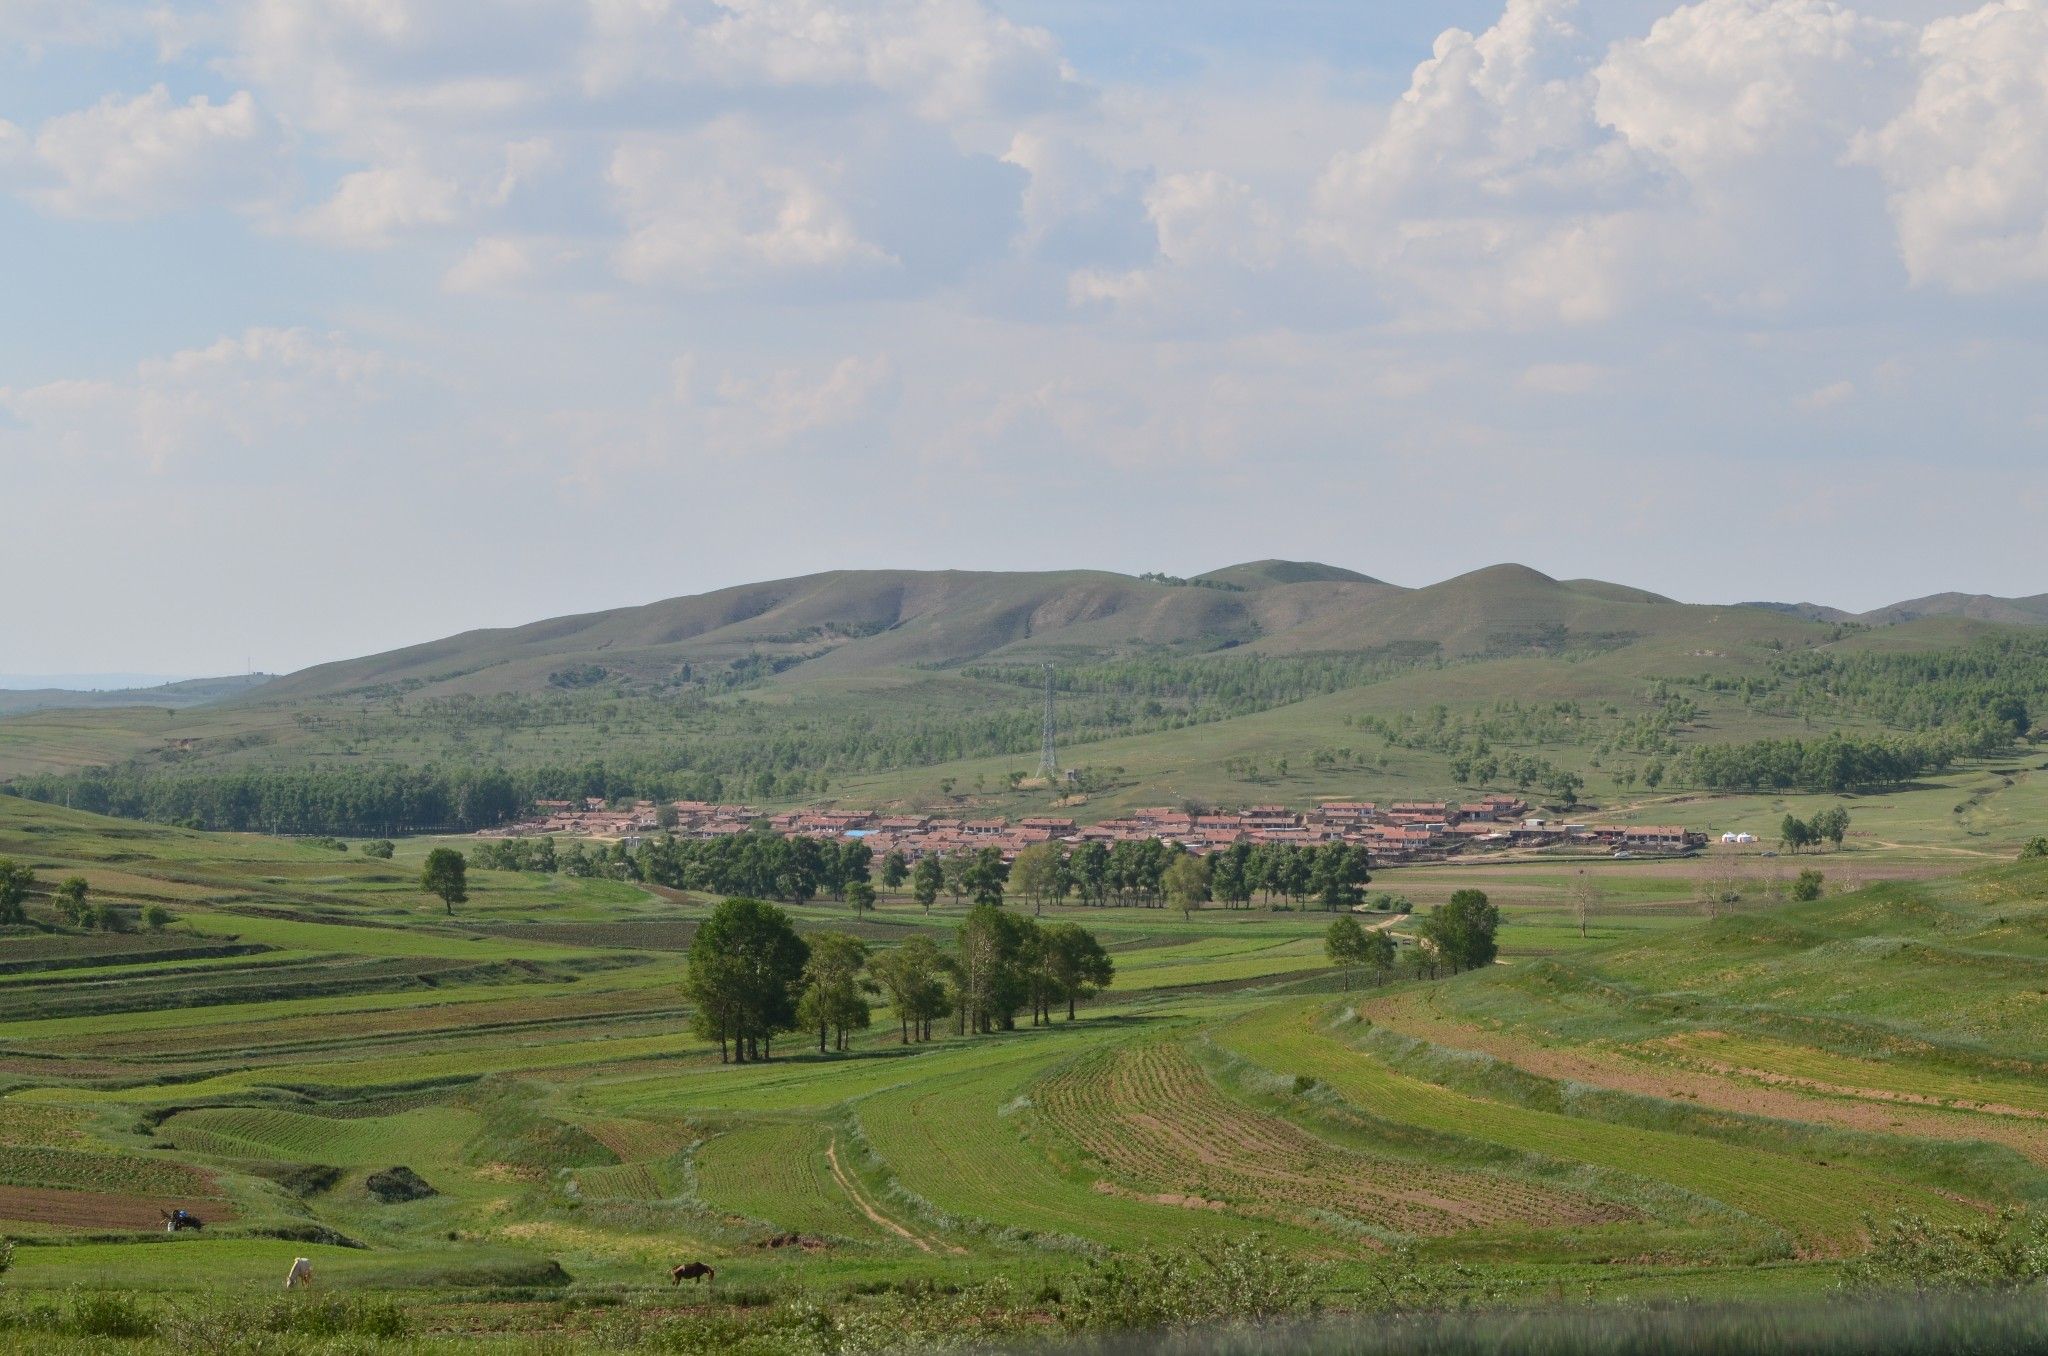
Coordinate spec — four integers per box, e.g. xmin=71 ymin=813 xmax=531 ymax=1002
xmin=3 ymin=0 xmax=2045 ymax=678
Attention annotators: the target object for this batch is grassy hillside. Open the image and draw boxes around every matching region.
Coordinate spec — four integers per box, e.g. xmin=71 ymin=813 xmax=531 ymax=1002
xmin=0 ymin=797 xmax=2043 ymax=1348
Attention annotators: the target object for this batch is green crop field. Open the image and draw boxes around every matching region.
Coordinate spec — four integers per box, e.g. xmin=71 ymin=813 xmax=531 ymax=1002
xmin=0 ymin=793 xmax=2043 ymax=1350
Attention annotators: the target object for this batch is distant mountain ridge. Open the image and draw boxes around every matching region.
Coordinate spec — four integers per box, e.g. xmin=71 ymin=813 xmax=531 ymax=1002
xmin=1738 ymin=593 xmax=2048 ymax=628
xmin=0 ymin=674 xmax=273 ymax=716
xmin=232 ymin=560 xmax=2036 ymax=707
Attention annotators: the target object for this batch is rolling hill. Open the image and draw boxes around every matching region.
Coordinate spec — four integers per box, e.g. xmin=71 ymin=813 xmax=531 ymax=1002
xmin=244 ymin=562 xmax=1849 ymax=705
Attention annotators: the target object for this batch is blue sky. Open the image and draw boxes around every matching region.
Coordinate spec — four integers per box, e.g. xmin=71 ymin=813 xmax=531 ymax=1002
xmin=3 ymin=0 xmax=2044 ymax=676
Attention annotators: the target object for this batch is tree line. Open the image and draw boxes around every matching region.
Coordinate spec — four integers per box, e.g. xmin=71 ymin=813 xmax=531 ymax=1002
xmin=681 ymin=898 xmax=1113 ymax=1062
xmin=464 ymin=829 xmax=1372 ymax=916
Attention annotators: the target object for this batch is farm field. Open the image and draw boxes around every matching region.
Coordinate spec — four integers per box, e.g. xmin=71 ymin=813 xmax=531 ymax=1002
xmin=0 ymin=793 xmax=2043 ymax=1344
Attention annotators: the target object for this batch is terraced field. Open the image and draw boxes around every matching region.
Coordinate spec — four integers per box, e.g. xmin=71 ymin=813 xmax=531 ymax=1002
xmin=1036 ymin=1042 xmax=1631 ymax=1237
xmin=1215 ymin=1001 xmax=1988 ymax=1253
xmin=693 ymin=1122 xmax=892 ymax=1242
xmin=0 ymin=795 xmax=2043 ymax=1317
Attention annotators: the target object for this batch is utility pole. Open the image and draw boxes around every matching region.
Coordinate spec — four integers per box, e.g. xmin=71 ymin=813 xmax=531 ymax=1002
xmin=1038 ymin=663 xmax=1058 ymax=779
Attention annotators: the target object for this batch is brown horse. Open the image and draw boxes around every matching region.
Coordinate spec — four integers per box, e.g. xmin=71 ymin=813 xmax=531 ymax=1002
xmin=671 ymin=1261 xmax=716 ymax=1285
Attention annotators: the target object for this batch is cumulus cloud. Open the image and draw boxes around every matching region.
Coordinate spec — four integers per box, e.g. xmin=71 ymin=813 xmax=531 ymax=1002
xmin=576 ymin=0 xmax=1077 ymax=120
xmin=1596 ymin=0 xmax=1911 ymax=174
xmin=2 ymin=85 xmax=283 ymax=218
xmin=0 ymin=328 xmax=396 ymax=473
xmin=1856 ymin=0 xmax=2048 ymax=290
xmin=606 ymin=121 xmax=894 ymax=287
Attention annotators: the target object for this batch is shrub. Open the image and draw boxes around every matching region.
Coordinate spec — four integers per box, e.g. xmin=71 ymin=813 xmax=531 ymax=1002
xmin=1061 ymin=1236 xmax=1323 ymax=1332
xmin=262 ymin=1294 xmax=412 ymax=1339
xmin=1841 ymin=1208 xmax=2048 ymax=1292
xmin=365 ymin=1164 xmax=437 ymax=1203
xmin=1791 ymin=869 xmax=1825 ymax=902
xmin=66 ymin=1289 xmax=156 ymax=1339
xmin=2020 ymin=836 xmax=2048 ymax=861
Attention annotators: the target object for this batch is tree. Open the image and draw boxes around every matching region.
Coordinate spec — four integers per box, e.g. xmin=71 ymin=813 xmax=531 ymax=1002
xmin=56 ymin=876 xmax=90 ymax=927
xmin=683 ymin=897 xmax=810 ymax=1063
xmin=881 ymin=850 xmax=910 ymax=891
xmin=911 ymin=854 xmax=943 ymax=912
xmin=93 ymin=902 xmax=130 ymax=933
xmin=1811 ymin=806 xmax=1851 ymax=851
xmin=2022 ymin=837 xmax=2048 ymax=861
xmin=1162 ymin=853 xmax=1212 ymax=921
xmin=942 ymin=851 xmax=972 ymax=907
xmin=361 ymin=840 xmax=396 ymax=859
xmin=1071 ymin=842 xmax=1110 ymax=906
xmin=420 ymin=848 xmax=469 ymax=915
xmin=798 ymin=932 xmax=874 ymax=1054
xmin=1041 ymin=922 xmax=1113 ymax=1021
xmin=0 ymin=859 xmax=35 ymax=926
xmin=1362 ymin=926 xmax=1396 ymax=984
xmin=1008 ymin=842 xmax=1062 ymax=914
xmin=1571 ymin=870 xmax=1598 ymax=941
xmin=1792 ymin=868 xmax=1825 ymax=902
xmin=845 ymin=879 xmax=876 ymax=918
xmin=1311 ymin=844 xmax=1370 ymax=911
xmin=1420 ymin=889 xmax=1499 ymax=972
xmin=1324 ymin=915 xmax=1368 ymax=990
xmin=956 ymin=905 xmax=1033 ymax=1033
xmin=1780 ymin=814 xmax=1813 ymax=854
xmin=143 ymin=905 xmax=173 ymax=932
xmin=871 ymin=935 xmax=953 ymax=1043
xmin=962 ymin=846 xmax=1008 ymax=907
xmin=655 ymin=803 xmax=679 ymax=830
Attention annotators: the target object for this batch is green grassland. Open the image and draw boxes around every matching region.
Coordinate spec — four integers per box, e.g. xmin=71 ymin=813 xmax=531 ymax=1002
xmin=1 ymin=794 xmax=2044 ymax=1349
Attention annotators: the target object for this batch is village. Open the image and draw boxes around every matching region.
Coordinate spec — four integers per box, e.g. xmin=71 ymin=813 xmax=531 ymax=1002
xmin=480 ymin=795 xmax=1707 ymax=864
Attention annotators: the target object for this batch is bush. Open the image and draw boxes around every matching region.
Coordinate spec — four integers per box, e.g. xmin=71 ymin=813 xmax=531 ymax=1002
xmin=1060 ymin=1236 xmax=1324 ymax=1332
xmin=1791 ymin=869 xmax=1825 ymax=902
xmin=1841 ymin=1208 xmax=2048 ymax=1292
xmin=262 ymin=1294 xmax=411 ymax=1339
xmin=361 ymin=840 xmax=396 ymax=859
xmin=2020 ymin=836 xmax=2048 ymax=861
xmin=66 ymin=1290 xmax=156 ymax=1339
xmin=364 ymin=1165 xmax=437 ymax=1203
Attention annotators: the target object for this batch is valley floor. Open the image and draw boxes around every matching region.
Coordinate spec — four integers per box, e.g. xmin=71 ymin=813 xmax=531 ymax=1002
xmin=0 ymin=795 xmax=2043 ymax=1347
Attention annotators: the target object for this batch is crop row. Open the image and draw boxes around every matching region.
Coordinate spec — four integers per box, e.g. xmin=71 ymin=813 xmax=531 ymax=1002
xmin=1035 ymin=1042 xmax=1628 ymax=1238
xmin=692 ymin=1122 xmax=885 ymax=1240
xmin=1216 ymin=1001 xmax=1981 ymax=1249
xmin=0 ymin=1145 xmax=214 ymax=1199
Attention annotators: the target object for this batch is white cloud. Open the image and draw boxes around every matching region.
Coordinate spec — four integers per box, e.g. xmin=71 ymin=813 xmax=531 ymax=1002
xmin=577 ymin=0 xmax=1076 ymax=121
xmin=3 ymin=85 xmax=282 ymax=219
xmin=1596 ymin=0 xmax=1911 ymax=174
xmin=1856 ymin=0 xmax=2048 ymax=290
xmin=1 ymin=328 xmax=396 ymax=473
xmin=1795 ymin=377 xmax=1858 ymax=410
xmin=606 ymin=121 xmax=894 ymax=287
xmin=441 ymin=236 xmax=538 ymax=293
xmin=297 ymin=160 xmax=462 ymax=246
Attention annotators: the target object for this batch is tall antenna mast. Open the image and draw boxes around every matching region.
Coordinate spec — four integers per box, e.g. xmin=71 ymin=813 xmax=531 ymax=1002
xmin=1038 ymin=663 xmax=1059 ymax=779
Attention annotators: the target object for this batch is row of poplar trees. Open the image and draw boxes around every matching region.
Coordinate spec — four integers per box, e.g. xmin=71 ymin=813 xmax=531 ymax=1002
xmin=681 ymin=898 xmax=1115 ymax=1062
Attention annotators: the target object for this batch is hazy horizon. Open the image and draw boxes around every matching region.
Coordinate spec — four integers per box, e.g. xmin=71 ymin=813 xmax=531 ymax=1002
xmin=6 ymin=0 xmax=2045 ymax=675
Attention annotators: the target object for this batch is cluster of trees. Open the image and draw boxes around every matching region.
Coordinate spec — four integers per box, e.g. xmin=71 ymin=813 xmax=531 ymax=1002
xmin=0 ymin=861 xmax=167 ymax=931
xmin=681 ymin=898 xmax=1113 ymax=1062
xmin=1413 ymin=890 xmax=1500 ymax=975
xmin=1323 ymin=916 xmax=1396 ymax=988
xmin=1672 ymin=732 xmax=1975 ymax=793
xmin=1779 ymin=808 xmax=1851 ymax=852
xmin=10 ymin=767 xmax=525 ymax=836
xmin=461 ymin=831 xmax=1372 ymax=917
xmin=1684 ymin=636 xmax=2045 ymax=740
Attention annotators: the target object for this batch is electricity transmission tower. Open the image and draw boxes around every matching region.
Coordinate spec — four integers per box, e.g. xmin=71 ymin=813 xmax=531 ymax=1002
xmin=1038 ymin=663 xmax=1059 ymax=779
